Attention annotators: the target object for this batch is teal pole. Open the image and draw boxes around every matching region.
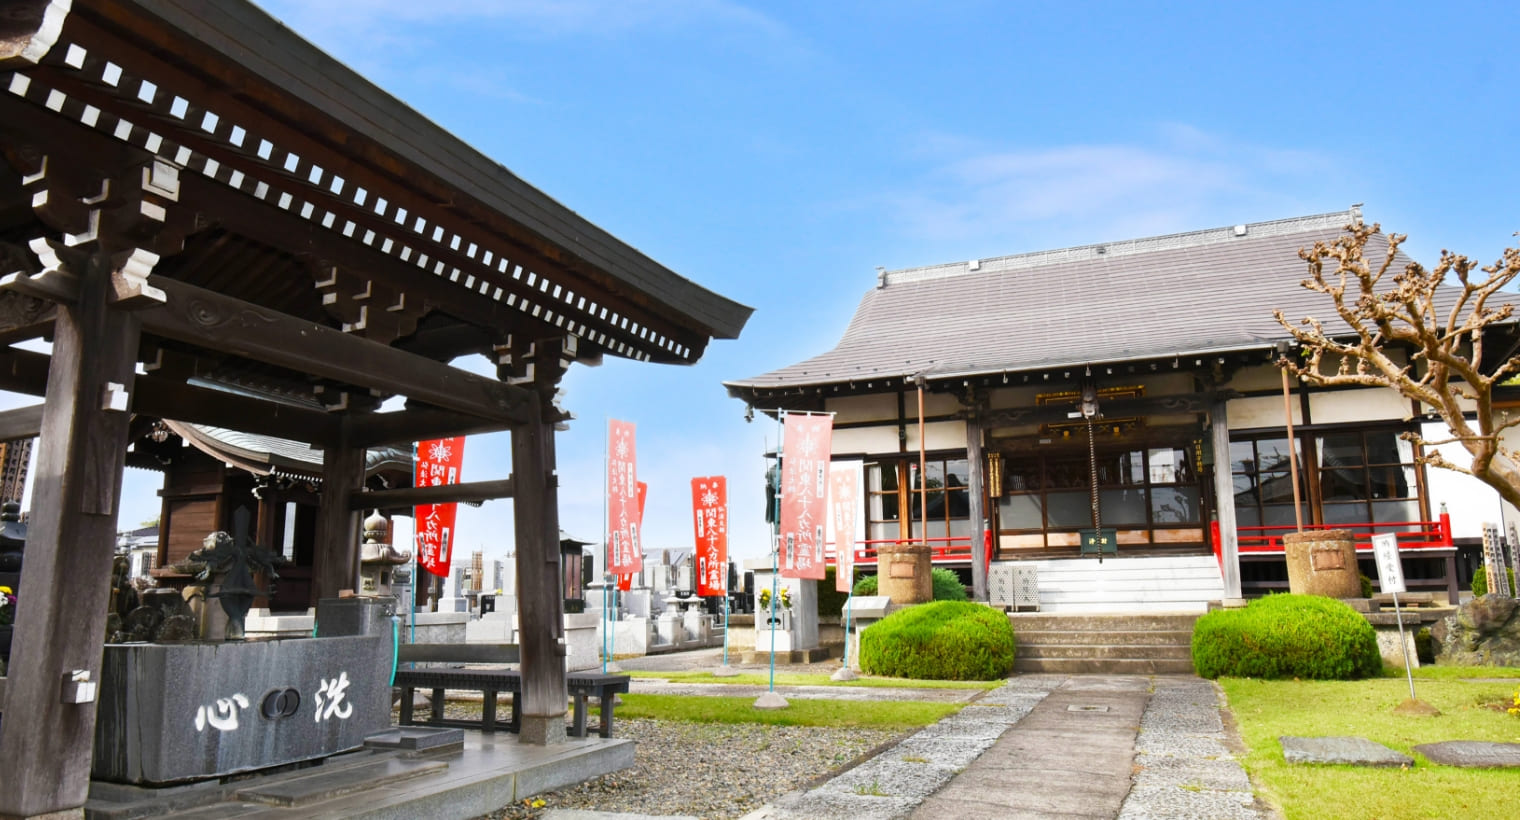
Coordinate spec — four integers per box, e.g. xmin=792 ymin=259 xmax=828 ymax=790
xmin=768 ymin=412 xmax=784 ymax=693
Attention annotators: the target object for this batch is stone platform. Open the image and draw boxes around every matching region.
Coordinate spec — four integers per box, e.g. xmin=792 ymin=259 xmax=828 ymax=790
xmin=84 ymin=729 xmax=633 ymax=820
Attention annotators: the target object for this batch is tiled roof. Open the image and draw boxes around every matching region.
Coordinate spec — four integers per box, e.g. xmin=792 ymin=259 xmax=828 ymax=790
xmin=164 ymin=421 xmax=411 ymax=482
xmin=728 ymin=207 xmax=1411 ymax=390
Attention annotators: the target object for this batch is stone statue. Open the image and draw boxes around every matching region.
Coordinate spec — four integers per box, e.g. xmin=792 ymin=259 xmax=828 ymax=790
xmin=188 ymin=530 xmax=282 ymax=640
xmin=358 ymin=510 xmax=410 ymax=598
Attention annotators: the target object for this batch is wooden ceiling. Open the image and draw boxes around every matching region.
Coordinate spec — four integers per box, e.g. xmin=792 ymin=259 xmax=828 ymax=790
xmin=0 ymin=0 xmax=751 ymax=447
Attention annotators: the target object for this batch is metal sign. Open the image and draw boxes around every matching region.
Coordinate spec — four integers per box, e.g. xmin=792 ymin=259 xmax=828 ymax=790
xmin=1371 ymin=533 xmax=1404 ymax=595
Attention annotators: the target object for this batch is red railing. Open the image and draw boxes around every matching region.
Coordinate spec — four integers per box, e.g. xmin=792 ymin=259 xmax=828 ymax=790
xmin=848 ymin=535 xmax=975 ymax=565
xmin=1209 ymin=511 xmax=1455 ymax=561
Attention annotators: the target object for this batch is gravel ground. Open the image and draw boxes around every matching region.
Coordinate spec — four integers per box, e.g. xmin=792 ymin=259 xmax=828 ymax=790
xmin=402 ymin=700 xmax=904 ymax=820
xmin=479 ymin=718 xmax=903 ymax=820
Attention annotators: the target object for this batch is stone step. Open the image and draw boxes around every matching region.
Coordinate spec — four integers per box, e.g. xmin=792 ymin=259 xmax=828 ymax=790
xmin=1012 ymin=657 xmax=1196 ymax=675
xmin=1012 ymin=629 xmax=1194 ymax=647
xmin=1017 ymin=643 xmax=1193 ymax=661
xmin=1008 ymin=613 xmax=1200 ymax=632
xmin=234 ymin=758 xmax=448 ymax=808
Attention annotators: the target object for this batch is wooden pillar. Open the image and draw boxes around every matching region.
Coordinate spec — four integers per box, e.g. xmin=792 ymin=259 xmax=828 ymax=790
xmin=965 ymin=418 xmax=988 ymax=602
xmin=1210 ymin=399 xmax=1242 ymax=599
xmin=313 ymin=420 xmax=365 ymax=601
xmin=0 ymin=254 xmax=141 ymax=818
xmin=512 ymin=391 xmax=567 ymax=744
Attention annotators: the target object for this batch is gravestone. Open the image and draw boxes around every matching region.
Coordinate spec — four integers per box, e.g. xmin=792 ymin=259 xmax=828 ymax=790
xmin=1280 ymin=736 xmax=1412 ymax=767
xmin=1413 ymin=741 xmax=1520 ymax=768
xmin=1481 ymin=523 xmax=1512 ymax=597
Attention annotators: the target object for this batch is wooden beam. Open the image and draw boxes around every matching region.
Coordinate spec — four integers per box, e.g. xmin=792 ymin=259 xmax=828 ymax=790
xmin=0 ymin=346 xmax=49 ymax=396
xmin=135 ymin=376 xmax=337 ymax=445
xmin=511 ymin=392 xmax=568 ymax=744
xmin=0 ymin=256 xmax=141 ymax=816
xmin=0 ymin=403 xmax=43 ymax=441
xmin=313 ymin=420 xmax=364 ymax=600
xmin=0 ymin=346 xmax=338 ymax=443
xmin=138 ymin=275 xmax=534 ymax=425
xmin=349 ymin=406 xmax=515 ymax=448
xmin=352 ymin=478 xmax=515 ymax=510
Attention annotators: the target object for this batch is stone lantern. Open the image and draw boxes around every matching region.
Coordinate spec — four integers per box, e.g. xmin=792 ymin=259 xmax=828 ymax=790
xmin=359 ymin=510 xmax=410 ymax=598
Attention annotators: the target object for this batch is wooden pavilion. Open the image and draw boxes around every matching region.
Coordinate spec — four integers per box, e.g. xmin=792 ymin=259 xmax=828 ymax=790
xmin=0 ymin=1 xmax=750 ymax=816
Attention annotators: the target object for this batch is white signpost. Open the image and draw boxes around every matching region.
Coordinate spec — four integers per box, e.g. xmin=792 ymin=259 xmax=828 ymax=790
xmin=1372 ymin=533 xmax=1416 ymax=699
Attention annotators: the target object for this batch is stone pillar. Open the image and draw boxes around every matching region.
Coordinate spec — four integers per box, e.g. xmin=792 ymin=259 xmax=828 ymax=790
xmin=1284 ymin=529 xmax=1361 ymax=598
xmin=876 ymin=543 xmax=932 ymax=604
xmin=792 ymin=578 xmax=819 ymax=650
xmin=965 ymin=417 xmax=988 ymax=602
xmin=1210 ymin=400 xmax=1242 ymax=599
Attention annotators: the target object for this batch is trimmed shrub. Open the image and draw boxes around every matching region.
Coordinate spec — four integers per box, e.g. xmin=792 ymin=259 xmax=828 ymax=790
xmin=1359 ymin=573 xmax=1374 ymax=598
xmin=858 ymin=601 xmax=1015 ymax=680
xmin=818 ymin=567 xmax=849 ymax=618
xmin=1415 ymin=627 xmax=1435 ymax=665
xmin=1472 ymin=565 xmax=1517 ymax=597
xmin=1191 ymin=594 xmax=1381 ymax=680
xmin=931 ymin=568 xmax=969 ymax=601
xmin=852 ymin=569 xmax=967 ymax=601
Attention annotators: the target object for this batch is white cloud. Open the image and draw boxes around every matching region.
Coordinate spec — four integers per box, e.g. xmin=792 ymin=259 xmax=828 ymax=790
xmin=258 ymin=0 xmax=786 ymax=49
xmin=882 ymin=126 xmax=1344 ymax=249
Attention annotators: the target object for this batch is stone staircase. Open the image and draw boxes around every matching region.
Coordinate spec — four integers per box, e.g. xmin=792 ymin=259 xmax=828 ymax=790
xmin=1010 ymin=612 xmax=1199 ymax=675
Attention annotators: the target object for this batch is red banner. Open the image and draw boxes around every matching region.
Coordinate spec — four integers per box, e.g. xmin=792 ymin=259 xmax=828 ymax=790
xmin=415 ymin=437 xmax=465 ymax=577
xmin=830 ymin=467 xmax=858 ymax=593
xmin=691 ymin=476 xmax=728 ymax=597
xmin=779 ymin=413 xmax=832 ymax=579
xmin=617 ymin=481 xmax=647 ymax=592
xmin=608 ymin=420 xmax=642 ymax=580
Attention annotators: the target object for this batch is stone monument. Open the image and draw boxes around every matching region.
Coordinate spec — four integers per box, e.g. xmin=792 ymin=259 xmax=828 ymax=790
xmin=1283 ymin=529 xmax=1360 ymax=598
xmin=358 ymin=510 xmax=410 ymax=598
xmin=876 ymin=543 xmax=932 ymax=603
xmin=188 ymin=529 xmax=282 ymax=641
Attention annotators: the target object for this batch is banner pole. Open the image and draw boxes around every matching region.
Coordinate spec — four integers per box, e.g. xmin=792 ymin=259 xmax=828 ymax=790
xmin=409 ymin=441 xmax=418 ymax=647
xmin=769 ymin=414 xmax=784 ymax=693
xmin=602 ymin=418 xmax=610 ymax=675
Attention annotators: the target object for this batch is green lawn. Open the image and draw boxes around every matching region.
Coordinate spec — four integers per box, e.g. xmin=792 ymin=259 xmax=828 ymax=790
xmin=625 ymin=669 xmax=1001 ymax=690
xmin=1220 ymin=667 xmax=1520 ymax=820
xmin=609 ymin=692 xmax=963 ymax=729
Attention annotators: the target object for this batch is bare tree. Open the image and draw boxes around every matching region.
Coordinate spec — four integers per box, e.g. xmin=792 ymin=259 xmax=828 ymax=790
xmin=1274 ymin=222 xmax=1520 ymax=509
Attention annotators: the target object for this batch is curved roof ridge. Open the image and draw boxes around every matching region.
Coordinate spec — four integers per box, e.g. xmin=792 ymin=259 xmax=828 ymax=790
xmin=882 ymin=207 xmax=1362 ymax=287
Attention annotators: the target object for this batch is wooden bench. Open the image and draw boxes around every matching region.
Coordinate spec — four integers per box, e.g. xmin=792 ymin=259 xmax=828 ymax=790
xmin=392 ymin=643 xmax=629 ymax=738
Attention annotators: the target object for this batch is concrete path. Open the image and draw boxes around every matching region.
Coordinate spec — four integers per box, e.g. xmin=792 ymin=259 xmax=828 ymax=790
xmin=742 ymin=672 xmax=1269 ymax=820
xmin=600 ymin=649 xmax=1270 ymax=819
xmin=910 ymin=676 xmax=1149 ymax=819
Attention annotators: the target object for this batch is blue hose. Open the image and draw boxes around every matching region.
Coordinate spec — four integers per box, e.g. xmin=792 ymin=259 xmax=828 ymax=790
xmin=389 ymin=615 xmax=401 ymax=686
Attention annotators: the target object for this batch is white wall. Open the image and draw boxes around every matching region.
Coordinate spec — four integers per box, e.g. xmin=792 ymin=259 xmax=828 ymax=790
xmin=1423 ymin=420 xmax=1509 ymax=539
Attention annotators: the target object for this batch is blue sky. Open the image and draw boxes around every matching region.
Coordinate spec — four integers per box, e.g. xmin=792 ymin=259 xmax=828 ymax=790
xmin=38 ymin=1 xmax=1520 ymax=576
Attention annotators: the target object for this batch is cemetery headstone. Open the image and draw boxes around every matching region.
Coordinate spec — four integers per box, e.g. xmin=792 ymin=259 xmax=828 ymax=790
xmin=1482 ymin=523 xmax=1512 ymax=597
xmin=1413 ymin=741 xmax=1520 ymax=768
xmin=1280 ymin=736 xmax=1412 ymax=767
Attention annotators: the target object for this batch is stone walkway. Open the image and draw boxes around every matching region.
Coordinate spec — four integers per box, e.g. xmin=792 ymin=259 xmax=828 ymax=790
xmin=735 ymin=673 xmax=1268 ymax=820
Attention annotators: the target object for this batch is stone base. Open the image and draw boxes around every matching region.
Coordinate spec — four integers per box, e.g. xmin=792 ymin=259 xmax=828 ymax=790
xmin=753 ymin=692 xmax=790 ymax=710
xmin=738 ymin=646 xmax=834 ymax=664
xmin=517 ymin=714 xmax=568 ymax=746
